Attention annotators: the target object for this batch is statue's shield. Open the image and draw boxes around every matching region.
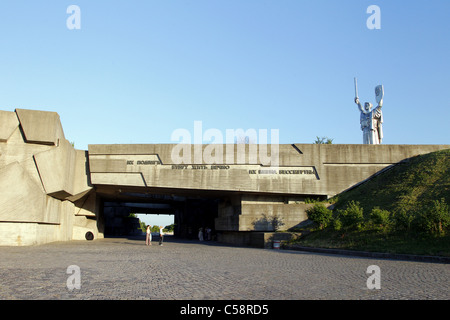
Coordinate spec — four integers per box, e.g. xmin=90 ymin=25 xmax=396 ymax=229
xmin=375 ymin=85 xmax=384 ymax=104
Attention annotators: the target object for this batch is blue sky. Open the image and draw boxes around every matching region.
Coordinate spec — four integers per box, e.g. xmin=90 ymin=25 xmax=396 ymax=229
xmin=137 ymin=213 xmax=173 ymax=229
xmin=1 ymin=0 xmax=449 ymax=151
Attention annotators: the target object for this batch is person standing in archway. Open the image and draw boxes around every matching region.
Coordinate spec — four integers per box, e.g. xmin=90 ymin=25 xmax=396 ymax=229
xmin=159 ymin=226 xmax=164 ymax=246
xmin=146 ymin=225 xmax=152 ymax=246
xmin=198 ymin=227 xmax=204 ymax=241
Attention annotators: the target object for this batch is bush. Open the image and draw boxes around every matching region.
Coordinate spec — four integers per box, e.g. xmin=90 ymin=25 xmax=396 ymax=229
xmin=336 ymin=201 xmax=364 ymax=231
xmin=306 ymin=203 xmax=333 ymax=230
xmin=369 ymin=207 xmax=392 ymax=230
xmin=392 ymin=208 xmax=414 ymax=232
xmin=414 ymin=198 xmax=450 ymax=235
xmin=332 ymin=218 xmax=342 ymax=231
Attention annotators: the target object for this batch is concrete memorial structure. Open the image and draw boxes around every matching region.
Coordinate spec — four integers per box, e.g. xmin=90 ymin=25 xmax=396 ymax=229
xmin=0 ymin=109 xmax=99 ymax=246
xmin=0 ymin=108 xmax=448 ymax=246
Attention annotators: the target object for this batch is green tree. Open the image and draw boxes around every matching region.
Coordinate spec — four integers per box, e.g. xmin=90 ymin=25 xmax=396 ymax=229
xmin=165 ymin=224 xmax=175 ymax=232
xmin=314 ymin=136 xmax=333 ymax=144
xmin=369 ymin=207 xmax=392 ymax=231
xmin=415 ymin=198 xmax=450 ymax=235
xmin=335 ymin=201 xmax=364 ymax=231
xmin=139 ymin=221 xmax=147 ymax=233
xmin=392 ymin=208 xmax=414 ymax=232
xmin=306 ymin=203 xmax=333 ymax=230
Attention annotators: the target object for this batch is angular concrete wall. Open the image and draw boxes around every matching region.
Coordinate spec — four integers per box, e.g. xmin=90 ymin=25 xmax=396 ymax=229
xmin=0 ymin=109 xmax=101 ymax=246
xmin=34 ymin=139 xmax=78 ymax=199
xmin=88 ymin=143 xmax=450 ymax=197
xmin=88 ymin=143 xmax=450 ymax=235
xmin=15 ymin=108 xmax=65 ymax=145
xmin=2 ymin=108 xmax=449 ymax=246
xmin=0 ymin=110 xmax=19 ymax=142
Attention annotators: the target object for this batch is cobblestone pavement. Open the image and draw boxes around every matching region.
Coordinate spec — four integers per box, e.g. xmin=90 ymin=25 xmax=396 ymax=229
xmin=0 ymin=236 xmax=448 ymax=300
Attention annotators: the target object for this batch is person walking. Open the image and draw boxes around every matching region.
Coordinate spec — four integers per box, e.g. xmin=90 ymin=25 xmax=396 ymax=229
xmin=146 ymin=225 xmax=152 ymax=246
xmin=159 ymin=226 xmax=164 ymax=246
xmin=206 ymin=227 xmax=211 ymax=241
xmin=198 ymin=227 xmax=204 ymax=241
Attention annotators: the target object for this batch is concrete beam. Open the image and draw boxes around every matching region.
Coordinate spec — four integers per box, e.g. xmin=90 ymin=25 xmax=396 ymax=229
xmin=34 ymin=139 xmax=77 ymax=199
xmin=88 ymin=144 xmax=450 ymax=198
xmin=15 ymin=108 xmax=65 ymax=145
xmin=0 ymin=110 xmax=19 ymax=142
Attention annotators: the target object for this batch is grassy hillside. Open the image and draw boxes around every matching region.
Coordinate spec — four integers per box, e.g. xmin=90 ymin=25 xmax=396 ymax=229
xmin=333 ymin=148 xmax=450 ymax=213
xmin=291 ymin=148 xmax=450 ymax=256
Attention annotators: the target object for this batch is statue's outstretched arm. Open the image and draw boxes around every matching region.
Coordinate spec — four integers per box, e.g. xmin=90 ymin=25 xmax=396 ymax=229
xmin=378 ymin=100 xmax=383 ymax=108
xmin=355 ymin=97 xmax=363 ymax=112
xmin=373 ymin=102 xmax=383 ymax=117
xmin=375 ymin=85 xmax=384 ymax=109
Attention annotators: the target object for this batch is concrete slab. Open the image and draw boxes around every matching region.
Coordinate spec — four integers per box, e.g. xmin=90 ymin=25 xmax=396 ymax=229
xmin=15 ymin=108 xmax=65 ymax=145
xmin=0 ymin=162 xmax=47 ymax=223
xmin=34 ymin=139 xmax=77 ymax=199
xmin=0 ymin=110 xmax=19 ymax=142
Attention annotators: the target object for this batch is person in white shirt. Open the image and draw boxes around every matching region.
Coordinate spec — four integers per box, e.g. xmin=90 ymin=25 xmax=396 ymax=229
xmin=159 ymin=226 xmax=164 ymax=246
xmin=198 ymin=228 xmax=204 ymax=241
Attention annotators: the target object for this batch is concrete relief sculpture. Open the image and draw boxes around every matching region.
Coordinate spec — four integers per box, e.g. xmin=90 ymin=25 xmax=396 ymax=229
xmin=354 ymin=78 xmax=384 ymax=144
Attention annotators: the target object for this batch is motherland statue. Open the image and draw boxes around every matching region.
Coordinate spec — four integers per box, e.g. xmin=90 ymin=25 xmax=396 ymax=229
xmin=354 ymin=78 xmax=384 ymax=144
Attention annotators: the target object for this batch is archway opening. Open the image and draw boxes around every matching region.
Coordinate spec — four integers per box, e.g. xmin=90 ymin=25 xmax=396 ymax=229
xmin=99 ymin=189 xmax=219 ymax=240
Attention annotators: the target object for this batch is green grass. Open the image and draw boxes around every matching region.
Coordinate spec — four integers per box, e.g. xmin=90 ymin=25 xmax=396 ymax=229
xmin=290 ymin=149 xmax=450 ymax=257
xmin=333 ymin=149 xmax=450 ymax=212
xmin=296 ymin=228 xmax=450 ymax=256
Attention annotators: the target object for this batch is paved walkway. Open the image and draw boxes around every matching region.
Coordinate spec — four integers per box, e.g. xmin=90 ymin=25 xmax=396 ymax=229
xmin=0 ymin=236 xmax=448 ymax=300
